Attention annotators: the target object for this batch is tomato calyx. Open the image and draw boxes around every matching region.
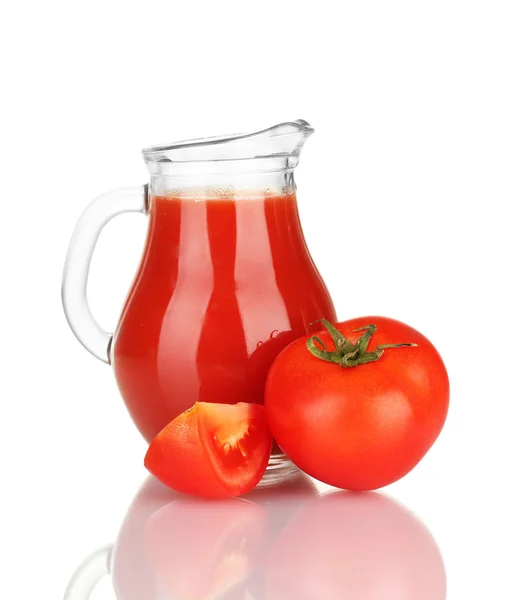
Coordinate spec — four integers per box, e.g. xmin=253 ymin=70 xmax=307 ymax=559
xmin=306 ymin=320 xmax=417 ymax=368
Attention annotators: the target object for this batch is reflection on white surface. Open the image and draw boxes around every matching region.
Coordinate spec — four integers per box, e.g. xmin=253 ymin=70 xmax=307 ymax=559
xmin=66 ymin=474 xmax=446 ymax=600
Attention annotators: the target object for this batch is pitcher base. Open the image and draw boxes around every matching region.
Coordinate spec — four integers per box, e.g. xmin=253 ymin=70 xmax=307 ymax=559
xmin=257 ymin=453 xmax=302 ymax=488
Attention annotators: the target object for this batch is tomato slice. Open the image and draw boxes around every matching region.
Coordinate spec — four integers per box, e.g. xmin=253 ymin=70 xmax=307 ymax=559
xmin=145 ymin=402 xmax=272 ymax=498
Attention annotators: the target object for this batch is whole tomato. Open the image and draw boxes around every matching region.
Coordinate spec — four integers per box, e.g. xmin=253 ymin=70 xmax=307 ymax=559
xmin=265 ymin=316 xmax=449 ymax=491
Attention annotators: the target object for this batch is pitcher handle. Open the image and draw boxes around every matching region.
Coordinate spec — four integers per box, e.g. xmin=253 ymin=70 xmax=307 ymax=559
xmin=64 ymin=545 xmax=113 ymax=600
xmin=62 ymin=186 xmax=147 ymax=363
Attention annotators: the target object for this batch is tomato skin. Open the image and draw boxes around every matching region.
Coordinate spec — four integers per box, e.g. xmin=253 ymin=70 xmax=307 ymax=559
xmin=265 ymin=317 xmax=450 ymax=491
xmin=145 ymin=402 xmax=272 ymax=499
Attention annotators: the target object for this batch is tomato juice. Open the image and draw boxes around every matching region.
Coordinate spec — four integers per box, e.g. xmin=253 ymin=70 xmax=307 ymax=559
xmin=113 ymin=193 xmax=336 ymax=443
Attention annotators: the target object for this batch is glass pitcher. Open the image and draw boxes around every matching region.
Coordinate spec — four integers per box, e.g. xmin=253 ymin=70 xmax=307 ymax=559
xmin=62 ymin=120 xmax=336 ymax=466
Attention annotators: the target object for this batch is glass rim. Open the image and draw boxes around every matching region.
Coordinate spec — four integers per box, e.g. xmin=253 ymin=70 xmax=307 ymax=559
xmin=142 ymin=120 xmax=314 ymax=168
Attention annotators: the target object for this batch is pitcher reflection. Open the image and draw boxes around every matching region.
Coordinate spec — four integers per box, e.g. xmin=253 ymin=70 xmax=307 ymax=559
xmin=64 ymin=475 xmax=446 ymax=599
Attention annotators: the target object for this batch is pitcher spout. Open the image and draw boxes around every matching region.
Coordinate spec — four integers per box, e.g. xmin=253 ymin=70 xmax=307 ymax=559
xmin=142 ymin=120 xmax=314 ymax=175
xmin=245 ymin=119 xmax=314 ymax=160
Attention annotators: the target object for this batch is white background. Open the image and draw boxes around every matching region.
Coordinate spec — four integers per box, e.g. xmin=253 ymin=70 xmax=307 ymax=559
xmin=1 ymin=1 xmax=522 ymax=598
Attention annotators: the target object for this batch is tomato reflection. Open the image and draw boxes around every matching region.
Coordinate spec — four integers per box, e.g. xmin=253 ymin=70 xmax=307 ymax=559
xmin=145 ymin=497 xmax=267 ymax=599
xmin=110 ymin=475 xmax=445 ymax=600
xmin=262 ymin=490 xmax=447 ymax=600
xmin=112 ymin=476 xmax=271 ymax=600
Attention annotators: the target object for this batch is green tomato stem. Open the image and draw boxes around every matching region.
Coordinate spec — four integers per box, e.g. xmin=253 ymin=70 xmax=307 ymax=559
xmin=306 ymin=319 xmax=417 ymax=368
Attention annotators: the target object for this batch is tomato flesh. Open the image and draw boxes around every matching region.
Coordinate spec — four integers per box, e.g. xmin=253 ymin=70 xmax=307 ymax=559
xmin=145 ymin=402 xmax=272 ymax=498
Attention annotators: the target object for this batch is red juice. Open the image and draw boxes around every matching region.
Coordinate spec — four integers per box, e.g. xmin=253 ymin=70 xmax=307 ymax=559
xmin=113 ymin=193 xmax=336 ymax=442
